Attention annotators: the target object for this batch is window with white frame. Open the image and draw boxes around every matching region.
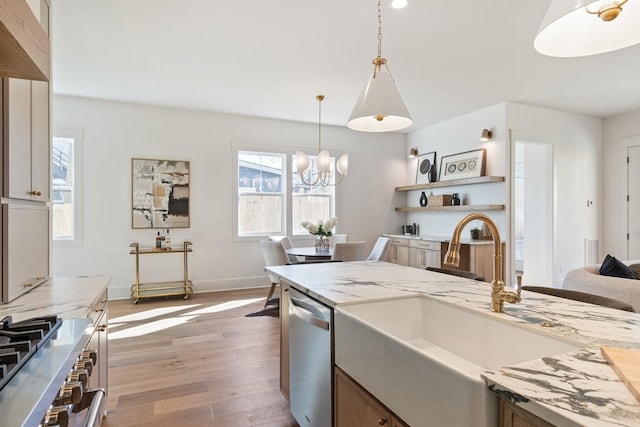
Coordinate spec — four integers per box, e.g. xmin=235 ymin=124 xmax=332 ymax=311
xmin=52 ymin=130 xmax=82 ymax=244
xmin=234 ymin=147 xmax=336 ymax=238
xmin=291 ymin=154 xmax=335 ymax=235
xmin=237 ymin=151 xmax=286 ymax=236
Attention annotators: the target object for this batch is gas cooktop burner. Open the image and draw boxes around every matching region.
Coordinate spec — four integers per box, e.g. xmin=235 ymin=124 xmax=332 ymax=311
xmin=0 ymin=315 xmax=62 ymax=391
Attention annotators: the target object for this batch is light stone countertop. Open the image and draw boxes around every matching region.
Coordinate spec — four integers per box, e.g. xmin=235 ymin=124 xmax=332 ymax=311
xmin=266 ymin=261 xmax=640 ymax=427
xmin=384 ymin=233 xmax=502 ymax=244
xmin=0 ymin=275 xmax=111 ymax=322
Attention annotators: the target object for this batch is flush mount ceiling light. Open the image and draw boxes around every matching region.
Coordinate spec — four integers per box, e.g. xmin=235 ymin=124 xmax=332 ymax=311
xmin=480 ymin=129 xmax=493 ymax=141
xmin=534 ymin=0 xmax=640 ymax=57
xmin=296 ymin=95 xmax=348 ymax=186
xmin=409 ymin=147 xmax=418 ymax=158
xmin=347 ymin=0 xmax=412 ymax=132
xmin=389 ymin=0 xmax=408 ymax=9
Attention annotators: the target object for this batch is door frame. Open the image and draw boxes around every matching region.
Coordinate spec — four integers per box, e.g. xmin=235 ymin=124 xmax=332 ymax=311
xmin=509 ymin=130 xmax=555 ymax=287
xmin=620 ymin=136 xmax=640 ymax=259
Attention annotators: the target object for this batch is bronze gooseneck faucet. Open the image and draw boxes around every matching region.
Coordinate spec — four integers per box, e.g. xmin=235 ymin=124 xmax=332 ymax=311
xmin=443 ymin=213 xmax=521 ymax=313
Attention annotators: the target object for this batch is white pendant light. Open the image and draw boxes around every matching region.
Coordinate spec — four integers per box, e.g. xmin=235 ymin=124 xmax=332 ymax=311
xmin=347 ymin=0 xmax=412 ymax=132
xmin=534 ymin=0 xmax=640 ymax=57
xmin=297 ymin=95 xmax=348 ymax=186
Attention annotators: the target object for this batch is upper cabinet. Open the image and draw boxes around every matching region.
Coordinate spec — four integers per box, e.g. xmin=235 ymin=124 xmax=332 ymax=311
xmin=3 ymin=77 xmax=50 ymax=202
xmin=0 ymin=0 xmax=50 ymax=81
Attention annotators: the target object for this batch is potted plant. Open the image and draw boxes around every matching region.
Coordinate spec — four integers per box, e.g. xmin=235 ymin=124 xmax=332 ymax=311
xmin=470 ymin=227 xmax=480 ymax=240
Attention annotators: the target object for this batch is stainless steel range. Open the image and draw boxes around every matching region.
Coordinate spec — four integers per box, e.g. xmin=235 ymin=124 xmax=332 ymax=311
xmin=0 ymin=315 xmax=105 ymax=427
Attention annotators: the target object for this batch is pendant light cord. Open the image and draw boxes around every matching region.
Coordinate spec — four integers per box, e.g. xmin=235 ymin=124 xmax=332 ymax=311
xmin=377 ymin=0 xmax=383 ymax=59
xmin=317 ymin=95 xmax=323 ymax=152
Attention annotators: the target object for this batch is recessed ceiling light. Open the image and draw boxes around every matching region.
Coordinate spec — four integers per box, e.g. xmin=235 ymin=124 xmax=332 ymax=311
xmin=389 ymin=0 xmax=408 ymax=9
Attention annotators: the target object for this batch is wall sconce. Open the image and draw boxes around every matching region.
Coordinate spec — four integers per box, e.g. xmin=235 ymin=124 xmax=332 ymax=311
xmin=409 ymin=147 xmax=418 ymax=158
xmin=480 ymin=129 xmax=493 ymax=141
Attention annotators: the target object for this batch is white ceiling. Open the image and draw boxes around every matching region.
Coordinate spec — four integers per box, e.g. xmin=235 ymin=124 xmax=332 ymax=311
xmin=51 ymin=0 xmax=640 ymax=133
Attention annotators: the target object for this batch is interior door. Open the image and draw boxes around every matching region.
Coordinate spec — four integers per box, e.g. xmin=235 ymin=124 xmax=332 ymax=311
xmin=628 ymin=145 xmax=640 ymax=259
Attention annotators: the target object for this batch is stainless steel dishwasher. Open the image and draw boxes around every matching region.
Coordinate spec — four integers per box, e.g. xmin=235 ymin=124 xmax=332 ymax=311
xmin=288 ymin=286 xmax=333 ymax=427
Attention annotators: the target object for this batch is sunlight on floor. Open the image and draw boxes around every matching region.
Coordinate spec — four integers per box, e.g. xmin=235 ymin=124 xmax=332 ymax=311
xmin=108 ymin=297 xmax=266 ymax=340
xmin=109 ymin=316 xmax=197 ymax=340
xmin=185 ymin=297 xmax=263 ymax=315
xmin=110 ymin=304 xmax=200 ymax=323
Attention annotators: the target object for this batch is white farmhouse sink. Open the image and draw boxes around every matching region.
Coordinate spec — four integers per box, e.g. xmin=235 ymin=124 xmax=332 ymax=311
xmin=334 ymin=295 xmax=582 ymax=427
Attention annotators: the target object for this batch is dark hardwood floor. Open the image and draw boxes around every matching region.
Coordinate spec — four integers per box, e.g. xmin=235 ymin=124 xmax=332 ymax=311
xmin=102 ymin=288 xmax=298 ymax=427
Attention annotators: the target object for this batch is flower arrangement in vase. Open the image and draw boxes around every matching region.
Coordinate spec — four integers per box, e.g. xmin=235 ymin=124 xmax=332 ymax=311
xmin=301 ymin=217 xmax=337 ymax=252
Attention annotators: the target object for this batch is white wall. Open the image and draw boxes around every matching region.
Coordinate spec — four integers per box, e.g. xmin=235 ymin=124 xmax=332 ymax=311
xmin=406 ymin=102 xmax=602 ymax=287
xmin=506 ymin=103 xmax=602 ymax=286
xmin=52 ymin=95 xmax=407 ymax=299
xmin=405 ymin=103 xmax=508 ymax=239
xmin=602 ymin=109 xmax=640 ymax=259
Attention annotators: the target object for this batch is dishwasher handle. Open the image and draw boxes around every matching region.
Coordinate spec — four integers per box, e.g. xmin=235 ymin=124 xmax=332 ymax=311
xmin=290 ymin=297 xmax=330 ymax=330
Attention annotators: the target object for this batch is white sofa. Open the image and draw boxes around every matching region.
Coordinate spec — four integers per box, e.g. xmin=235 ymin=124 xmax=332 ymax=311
xmin=562 ymin=259 xmax=640 ymax=312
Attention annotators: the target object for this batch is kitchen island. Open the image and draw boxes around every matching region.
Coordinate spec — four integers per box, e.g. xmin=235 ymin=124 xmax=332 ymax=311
xmin=266 ymin=261 xmax=640 ymax=427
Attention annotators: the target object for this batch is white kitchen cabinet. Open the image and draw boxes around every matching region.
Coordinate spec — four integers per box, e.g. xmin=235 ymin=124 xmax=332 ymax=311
xmin=408 ymin=239 xmax=441 ymax=269
xmin=2 ymin=203 xmax=49 ymax=302
xmin=3 ymin=77 xmax=50 ymax=202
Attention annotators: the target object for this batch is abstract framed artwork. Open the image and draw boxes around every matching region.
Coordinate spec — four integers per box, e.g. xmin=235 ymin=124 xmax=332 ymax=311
xmin=415 ymin=151 xmax=437 ymax=184
xmin=439 ymin=148 xmax=486 ymax=182
xmin=131 ymin=158 xmax=190 ymax=229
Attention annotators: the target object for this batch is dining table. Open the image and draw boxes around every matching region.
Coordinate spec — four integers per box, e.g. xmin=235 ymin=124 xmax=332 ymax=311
xmin=285 ymin=246 xmax=334 ymax=261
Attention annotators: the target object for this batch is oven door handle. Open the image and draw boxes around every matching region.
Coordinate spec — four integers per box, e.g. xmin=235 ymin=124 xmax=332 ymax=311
xmin=80 ymin=388 xmax=106 ymax=427
xmin=290 ymin=297 xmax=330 ymax=330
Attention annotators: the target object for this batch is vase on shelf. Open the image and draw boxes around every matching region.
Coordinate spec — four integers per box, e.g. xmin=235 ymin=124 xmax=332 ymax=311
xmin=419 ymin=191 xmax=428 ymax=207
xmin=315 ymin=235 xmax=330 ymax=253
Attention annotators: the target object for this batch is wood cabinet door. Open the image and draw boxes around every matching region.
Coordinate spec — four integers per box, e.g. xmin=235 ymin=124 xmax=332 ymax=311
xmin=4 ymin=78 xmax=32 ymax=200
xmin=335 ymin=367 xmax=392 ymax=427
xmin=395 ymin=245 xmax=409 ymax=266
xmin=424 ymin=249 xmax=441 ymax=268
xmin=3 ymin=78 xmax=49 ymax=201
xmin=3 ymin=203 xmax=49 ymax=302
xmin=30 ymin=80 xmax=49 ymax=201
xmin=499 ymin=397 xmax=555 ymax=427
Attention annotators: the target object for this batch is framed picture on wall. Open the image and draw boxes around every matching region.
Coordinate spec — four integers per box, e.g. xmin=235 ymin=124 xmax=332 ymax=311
xmin=439 ymin=148 xmax=486 ymax=182
xmin=415 ymin=151 xmax=437 ymax=184
xmin=131 ymin=158 xmax=190 ymax=229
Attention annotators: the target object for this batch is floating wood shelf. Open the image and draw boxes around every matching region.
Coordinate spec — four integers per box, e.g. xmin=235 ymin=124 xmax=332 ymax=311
xmin=395 ymin=176 xmax=505 ymax=192
xmin=395 ymin=204 xmax=505 ymax=212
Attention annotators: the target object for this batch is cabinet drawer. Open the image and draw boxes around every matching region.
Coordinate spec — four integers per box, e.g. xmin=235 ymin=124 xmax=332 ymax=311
xmin=409 ymin=239 xmax=440 ymax=250
xmin=389 ymin=237 xmax=409 ymax=247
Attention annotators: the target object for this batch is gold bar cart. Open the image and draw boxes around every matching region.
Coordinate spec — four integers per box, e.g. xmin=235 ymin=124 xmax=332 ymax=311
xmin=129 ymin=241 xmax=193 ymax=303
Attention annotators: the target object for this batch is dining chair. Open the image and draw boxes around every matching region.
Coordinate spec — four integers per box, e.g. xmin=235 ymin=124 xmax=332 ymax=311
xmin=260 ymin=240 xmax=291 ymax=308
xmin=269 ymin=235 xmax=301 ymax=263
xmin=331 ymin=241 xmax=367 ymax=262
xmin=366 ymin=236 xmax=391 ymax=261
xmin=330 ymin=234 xmax=348 ymax=245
